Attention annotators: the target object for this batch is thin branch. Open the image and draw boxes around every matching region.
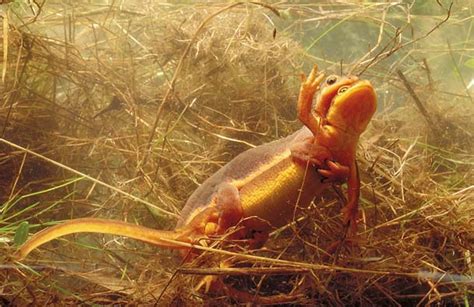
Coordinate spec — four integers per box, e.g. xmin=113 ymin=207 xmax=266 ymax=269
xmin=396 ymin=69 xmax=435 ymax=129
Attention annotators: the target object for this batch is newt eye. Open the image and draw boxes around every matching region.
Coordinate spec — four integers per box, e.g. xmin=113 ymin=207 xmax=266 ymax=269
xmin=326 ymin=75 xmax=338 ymax=85
xmin=337 ymin=86 xmax=350 ymax=95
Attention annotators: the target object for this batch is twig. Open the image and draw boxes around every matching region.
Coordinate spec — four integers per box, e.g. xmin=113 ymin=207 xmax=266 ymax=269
xmin=177 ymin=266 xmax=309 ymax=276
xmin=396 ymin=69 xmax=436 ymax=130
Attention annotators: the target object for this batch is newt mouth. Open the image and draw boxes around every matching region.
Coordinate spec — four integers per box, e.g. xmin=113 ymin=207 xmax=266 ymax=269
xmin=340 ymin=80 xmax=376 ymax=101
xmin=338 ymin=80 xmax=377 ymax=111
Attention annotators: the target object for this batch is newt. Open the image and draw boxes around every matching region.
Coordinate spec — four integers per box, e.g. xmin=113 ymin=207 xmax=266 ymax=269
xmin=15 ymin=65 xmax=377 ymax=260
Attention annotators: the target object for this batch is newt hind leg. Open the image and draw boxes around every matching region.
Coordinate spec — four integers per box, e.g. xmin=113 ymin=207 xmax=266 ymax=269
xmin=214 ymin=182 xmax=244 ymax=233
xmin=190 ymin=182 xmax=244 ymax=237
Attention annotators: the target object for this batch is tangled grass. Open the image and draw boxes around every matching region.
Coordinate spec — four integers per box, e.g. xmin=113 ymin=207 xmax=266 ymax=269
xmin=0 ymin=1 xmax=472 ymax=305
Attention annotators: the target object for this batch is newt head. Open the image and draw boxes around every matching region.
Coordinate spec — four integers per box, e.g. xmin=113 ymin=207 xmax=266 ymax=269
xmin=315 ymin=74 xmax=360 ymax=118
xmin=325 ymin=79 xmax=377 ymax=135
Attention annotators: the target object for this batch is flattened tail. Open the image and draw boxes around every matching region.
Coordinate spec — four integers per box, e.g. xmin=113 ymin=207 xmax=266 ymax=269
xmin=15 ymin=218 xmax=189 ymax=260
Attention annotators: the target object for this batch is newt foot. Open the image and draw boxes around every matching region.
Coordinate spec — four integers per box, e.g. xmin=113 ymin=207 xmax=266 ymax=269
xmin=300 ymin=64 xmax=325 ymax=97
xmin=318 ymin=160 xmax=350 ymax=183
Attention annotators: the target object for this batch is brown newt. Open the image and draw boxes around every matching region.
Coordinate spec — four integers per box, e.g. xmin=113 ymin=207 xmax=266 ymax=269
xmin=16 ymin=65 xmax=377 ymax=260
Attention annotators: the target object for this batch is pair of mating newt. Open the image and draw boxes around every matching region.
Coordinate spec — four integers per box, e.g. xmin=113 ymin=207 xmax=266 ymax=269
xmin=16 ymin=65 xmax=377 ymax=261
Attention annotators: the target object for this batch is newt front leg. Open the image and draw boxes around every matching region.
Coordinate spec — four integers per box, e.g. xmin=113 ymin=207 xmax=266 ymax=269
xmin=292 ymin=65 xmax=334 ymax=170
xmin=297 ymin=64 xmax=325 ymax=136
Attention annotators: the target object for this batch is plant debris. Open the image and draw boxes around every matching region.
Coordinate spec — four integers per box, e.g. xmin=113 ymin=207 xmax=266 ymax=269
xmin=0 ymin=1 xmax=472 ymax=305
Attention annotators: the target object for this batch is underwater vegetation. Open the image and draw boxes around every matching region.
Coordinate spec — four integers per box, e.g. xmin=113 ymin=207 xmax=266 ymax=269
xmin=0 ymin=1 xmax=472 ymax=305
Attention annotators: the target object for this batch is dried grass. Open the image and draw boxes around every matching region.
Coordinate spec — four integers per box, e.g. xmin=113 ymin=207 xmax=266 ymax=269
xmin=0 ymin=1 xmax=472 ymax=305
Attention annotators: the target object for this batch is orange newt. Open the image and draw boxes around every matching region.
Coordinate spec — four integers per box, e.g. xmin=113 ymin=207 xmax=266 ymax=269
xmin=16 ymin=65 xmax=377 ymax=260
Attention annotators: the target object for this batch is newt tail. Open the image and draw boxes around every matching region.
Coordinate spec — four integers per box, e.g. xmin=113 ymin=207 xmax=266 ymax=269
xmin=15 ymin=218 xmax=188 ymax=260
